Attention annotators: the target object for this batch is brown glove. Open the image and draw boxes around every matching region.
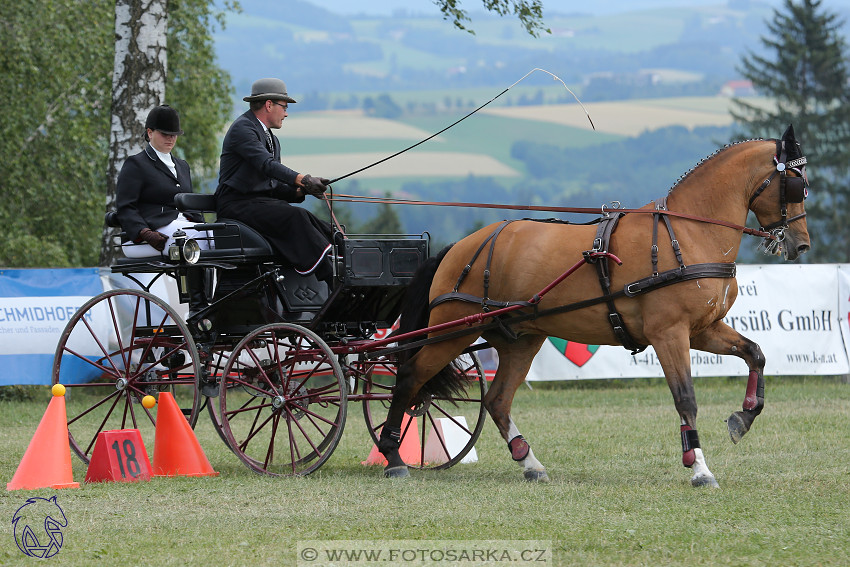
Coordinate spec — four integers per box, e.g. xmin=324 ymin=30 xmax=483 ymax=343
xmin=301 ymin=174 xmax=330 ymax=197
xmin=139 ymin=228 xmax=168 ymax=252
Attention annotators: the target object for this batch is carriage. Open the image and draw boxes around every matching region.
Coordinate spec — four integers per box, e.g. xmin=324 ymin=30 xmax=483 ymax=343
xmin=54 ymin=126 xmax=811 ymax=486
xmin=52 ymin=193 xmax=488 ymax=476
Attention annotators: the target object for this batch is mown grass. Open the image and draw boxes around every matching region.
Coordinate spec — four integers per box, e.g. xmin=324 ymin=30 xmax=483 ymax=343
xmin=2 ymin=376 xmax=848 ymax=566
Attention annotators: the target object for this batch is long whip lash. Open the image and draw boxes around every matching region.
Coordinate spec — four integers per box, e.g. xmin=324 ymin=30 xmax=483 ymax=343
xmin=326 ymin=68 xmax=594 ymax=185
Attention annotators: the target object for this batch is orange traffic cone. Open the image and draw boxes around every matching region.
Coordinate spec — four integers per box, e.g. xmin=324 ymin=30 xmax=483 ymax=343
xmin=7 ymin=385 xmax=79 ymax=490
xmin=151 ymin=392 xmax=218 ymax=477
xmin=361 ymin=413 xmax=422 ymax=466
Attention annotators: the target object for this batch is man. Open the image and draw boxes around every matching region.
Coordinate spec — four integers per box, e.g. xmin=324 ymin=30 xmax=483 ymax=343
xmin=216 ymin=78 xmax=334 ymax=283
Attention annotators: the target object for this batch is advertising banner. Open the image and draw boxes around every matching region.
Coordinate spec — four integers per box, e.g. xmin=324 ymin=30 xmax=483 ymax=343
xmin=0 ymin=269 xmax=103 ymax=385
xmin=526 ymin=264 xmax=850 ymax=380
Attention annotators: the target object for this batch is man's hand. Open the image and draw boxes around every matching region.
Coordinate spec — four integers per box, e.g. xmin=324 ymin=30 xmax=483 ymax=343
xmin=139 ymin=228 xmax=168 ymax=252
xmin=301 ymin=174 xmax=331 ymax=197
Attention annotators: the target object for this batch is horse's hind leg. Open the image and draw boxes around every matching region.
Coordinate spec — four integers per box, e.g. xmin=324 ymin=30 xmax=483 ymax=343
xmin=483 ymin=334 xmax=549 ymax=482
xmin=690 ymin=320 xmax=766 ymax=444
xmin=649 ymin=325 xmax=719 ymax=488
xmin=378 ymin=336 xmax=475 ymax=478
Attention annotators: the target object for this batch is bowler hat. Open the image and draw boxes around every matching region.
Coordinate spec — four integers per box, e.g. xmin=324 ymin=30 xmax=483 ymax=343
xmin=243 ymin=78 xmax=297 ymax=103
xmin=145 ymin=105 xmax=183 ymax=135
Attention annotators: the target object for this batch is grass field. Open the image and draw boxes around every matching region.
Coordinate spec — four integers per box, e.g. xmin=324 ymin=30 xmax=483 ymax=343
xmin=2 ymin=376 xmax=848 ymax=566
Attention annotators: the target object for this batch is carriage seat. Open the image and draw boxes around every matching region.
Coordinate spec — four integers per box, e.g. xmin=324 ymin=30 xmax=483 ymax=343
xmin=106 ymin=194 xmax=275 ymax=270
xmin=173 ymin=193 xmax=274 ymax=259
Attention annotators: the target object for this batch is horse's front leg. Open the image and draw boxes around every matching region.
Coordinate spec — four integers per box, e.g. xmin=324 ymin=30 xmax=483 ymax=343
xmin=690 ymin=320 xmax=766 ymax=444
xmin=650 ymin=327 xmax=719 ymax=488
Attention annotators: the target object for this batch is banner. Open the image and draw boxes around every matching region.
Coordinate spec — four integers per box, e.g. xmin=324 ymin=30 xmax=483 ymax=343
xmin=526 ymin=264 xmax=850 ymax=380
xmin=2 ymin=265 xmax=849 ymax=386
xmin=0 ymin=269 xmax=103 ymax=386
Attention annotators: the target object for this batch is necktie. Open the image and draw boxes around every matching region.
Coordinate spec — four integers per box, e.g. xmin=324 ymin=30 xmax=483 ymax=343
xmin=265 ymin=129 xmax=274 ymax=152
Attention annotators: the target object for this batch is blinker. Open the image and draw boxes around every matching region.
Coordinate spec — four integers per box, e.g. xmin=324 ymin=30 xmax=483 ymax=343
xmin=785 ymin=175 xmax=807 ymax=203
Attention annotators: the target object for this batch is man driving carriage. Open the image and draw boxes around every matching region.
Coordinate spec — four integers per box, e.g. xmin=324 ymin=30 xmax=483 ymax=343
xmin=215 ymin=78 xmax=336 ymax=286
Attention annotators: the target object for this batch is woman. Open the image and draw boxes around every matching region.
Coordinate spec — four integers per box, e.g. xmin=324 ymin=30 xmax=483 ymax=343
xmin=116 ymin=104 xmax=212 ymax=316
xmin=116 ymin=104 xmax=211 ymax=258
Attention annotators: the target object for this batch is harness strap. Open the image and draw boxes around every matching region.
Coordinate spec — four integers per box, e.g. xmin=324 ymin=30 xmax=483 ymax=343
xmin=453 ymin=220 xmax=514 ymax=310
xmin=373 ymin=261 xmax=736 ymax=359
xmin=624 ymin=263 xmax=736 ymax=297
xmin=587 ymin=213 xmax=646 ymax=354
xmin=653 ymin=197 xmax=685 ymax=273
xmin=430 ymin=291 xmax=531 ymax=311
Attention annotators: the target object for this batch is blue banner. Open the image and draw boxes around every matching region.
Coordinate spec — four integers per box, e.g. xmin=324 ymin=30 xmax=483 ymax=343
xmin=0 ymin=268 xmax=103 ymax=386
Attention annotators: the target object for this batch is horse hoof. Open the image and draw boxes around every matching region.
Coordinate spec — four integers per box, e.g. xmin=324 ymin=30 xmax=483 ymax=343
xmin=524 ymin=470 xmax=550 ymax=483
xmin=691 ymin=474 xmax=720 ymax=488
xmin=726 ymin=412 xmax=748 ymax=444
xmin=383 ymin=465 xmax=410 ymax=479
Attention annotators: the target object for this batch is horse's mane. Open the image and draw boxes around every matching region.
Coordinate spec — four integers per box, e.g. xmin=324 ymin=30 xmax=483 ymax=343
xmin=667 ymin=138 xmax=767 ymax=195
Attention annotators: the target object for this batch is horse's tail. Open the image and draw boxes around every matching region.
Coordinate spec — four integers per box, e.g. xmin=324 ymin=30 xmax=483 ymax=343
xmin=395 ymin=243 xmax=468 ymax=402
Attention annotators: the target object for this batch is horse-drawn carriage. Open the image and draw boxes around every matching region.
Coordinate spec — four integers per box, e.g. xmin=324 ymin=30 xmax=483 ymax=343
xmin=54 ymin=125 xmax=811 ymax=487
xmin=52 ymin=193 xmax=487 ymax=476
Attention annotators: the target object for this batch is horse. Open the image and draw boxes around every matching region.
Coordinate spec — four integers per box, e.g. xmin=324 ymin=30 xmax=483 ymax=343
xmin=377 ymin=125 xmax=810 ymax=487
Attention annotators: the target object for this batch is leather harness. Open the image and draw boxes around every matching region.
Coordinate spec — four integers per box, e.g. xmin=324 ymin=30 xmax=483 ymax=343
xmin=429 ymin=211 xmax=736 ymax=354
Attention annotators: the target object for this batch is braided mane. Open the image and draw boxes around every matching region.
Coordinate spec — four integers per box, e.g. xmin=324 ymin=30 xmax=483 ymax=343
xmin=668 ymin=138 xmax=766 ymax=195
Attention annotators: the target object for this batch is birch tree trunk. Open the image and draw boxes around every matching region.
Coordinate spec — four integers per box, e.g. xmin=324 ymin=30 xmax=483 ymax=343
xmin=100 ymin=0 xmax=168 ymax=266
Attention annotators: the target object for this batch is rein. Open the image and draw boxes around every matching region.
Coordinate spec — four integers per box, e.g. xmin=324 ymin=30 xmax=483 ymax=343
xmin=326 ymin=193 xmax=778 ymax=240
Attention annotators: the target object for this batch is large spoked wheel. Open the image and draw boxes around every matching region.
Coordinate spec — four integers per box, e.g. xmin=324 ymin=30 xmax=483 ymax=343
xmin=361 ymin=352 xmax=487 ymax=470
xmin=52 ymin=288 xmax=202 ymax=463
xmin=218 ymin=323 xmax=347 ymax=476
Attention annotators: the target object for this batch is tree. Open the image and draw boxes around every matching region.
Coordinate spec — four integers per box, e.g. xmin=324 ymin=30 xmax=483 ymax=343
xmin=730 ymin=0 xmax=850 ymax=262
xmin=359 ymin=195 xmax=404 ymax=235
xmin=0 ymin=0 xmax=113 ymax=268
xmin=100 ymin=0 xmax=235 ymax=265
xmin=436 ymin=0 xmax=548 ymax=37
xmin=102 ymin=0 xmax=169 ymax=266
xmin=0 ymin=0 xmax=234 ymax=268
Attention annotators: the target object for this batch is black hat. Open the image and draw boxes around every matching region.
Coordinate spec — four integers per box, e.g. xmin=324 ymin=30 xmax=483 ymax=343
xmin=145 ymin=105 xmax=183 ymax=136
xmin=243 ymin=78 xmax=297 ymax=103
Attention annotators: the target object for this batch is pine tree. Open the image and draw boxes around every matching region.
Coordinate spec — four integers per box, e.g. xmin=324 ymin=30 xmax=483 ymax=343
xmin=731 ymin=0 xmax=850 ymax=262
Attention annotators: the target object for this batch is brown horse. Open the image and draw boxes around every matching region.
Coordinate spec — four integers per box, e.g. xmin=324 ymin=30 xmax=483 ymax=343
xmin=378 ymin=125 xmax=810 ymax=487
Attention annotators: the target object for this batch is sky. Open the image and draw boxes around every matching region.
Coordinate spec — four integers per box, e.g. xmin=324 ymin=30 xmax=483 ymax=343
xmin=305 ymin=0 xmax=803 ymax=17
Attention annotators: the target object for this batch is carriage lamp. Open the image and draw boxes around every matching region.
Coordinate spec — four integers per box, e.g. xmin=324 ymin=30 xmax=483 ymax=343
xmin=168 ymin=229 xmax=201 ymax=264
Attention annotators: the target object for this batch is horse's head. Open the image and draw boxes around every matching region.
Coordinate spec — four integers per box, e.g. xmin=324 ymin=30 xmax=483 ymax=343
xmin=748 ymin=125 xmax=811 ymax=261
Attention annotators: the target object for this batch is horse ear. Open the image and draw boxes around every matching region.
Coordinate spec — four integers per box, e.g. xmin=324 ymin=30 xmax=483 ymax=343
xmin=782 ymin=124 xmax=795 ymax=143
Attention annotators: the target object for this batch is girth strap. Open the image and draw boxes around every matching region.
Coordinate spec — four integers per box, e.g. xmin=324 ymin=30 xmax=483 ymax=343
xmin=624 ymin=263 xmax=736 ymax=297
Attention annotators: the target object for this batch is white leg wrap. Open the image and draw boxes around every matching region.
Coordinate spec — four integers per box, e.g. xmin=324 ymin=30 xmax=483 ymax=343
xmin=690 ymin=448 xmax=719 ymax=488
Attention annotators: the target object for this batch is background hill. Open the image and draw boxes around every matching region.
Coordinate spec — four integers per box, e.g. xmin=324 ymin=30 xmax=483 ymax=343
xmin=211 ymin=1 xmax=849 ymax=249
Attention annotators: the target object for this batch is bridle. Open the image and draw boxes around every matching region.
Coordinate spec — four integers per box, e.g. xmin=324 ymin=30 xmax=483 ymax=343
xmin=748 ymin=138 xmax=809 ymax=253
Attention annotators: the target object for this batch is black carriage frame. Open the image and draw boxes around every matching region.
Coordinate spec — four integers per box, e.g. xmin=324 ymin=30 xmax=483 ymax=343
xmin=52 ymin=194 xmax=488 ymax=477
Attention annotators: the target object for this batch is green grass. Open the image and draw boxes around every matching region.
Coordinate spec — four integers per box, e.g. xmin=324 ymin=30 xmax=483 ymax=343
xmin=2 ymin=376 xmax=848 ymax=566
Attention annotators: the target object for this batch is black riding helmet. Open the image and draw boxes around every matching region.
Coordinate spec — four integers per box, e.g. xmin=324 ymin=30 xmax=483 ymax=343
xmin=144 ymin=104 xmax=183 ymax=141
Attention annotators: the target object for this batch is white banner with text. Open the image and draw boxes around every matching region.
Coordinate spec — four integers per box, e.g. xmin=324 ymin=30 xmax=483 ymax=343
xmin=526 ymin=264 xmax=850 ymax=380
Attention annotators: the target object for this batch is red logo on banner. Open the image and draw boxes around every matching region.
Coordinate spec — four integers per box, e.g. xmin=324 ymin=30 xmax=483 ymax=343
xmin=547 ymin=337 xmax=599 ymax=367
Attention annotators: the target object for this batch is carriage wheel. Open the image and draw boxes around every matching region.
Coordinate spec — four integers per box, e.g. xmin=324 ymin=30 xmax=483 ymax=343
xmin=218 ymin=323 xmax=347 ymax=476
xmin=52 ymin=288 xmax=202 ymax=464
xmin=361 ymin=352 xmax=487 ymax=470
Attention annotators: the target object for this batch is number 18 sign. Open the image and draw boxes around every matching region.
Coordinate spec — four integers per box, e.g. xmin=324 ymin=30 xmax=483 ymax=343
xmin=85 ymin=429 xmax=152 ymax=483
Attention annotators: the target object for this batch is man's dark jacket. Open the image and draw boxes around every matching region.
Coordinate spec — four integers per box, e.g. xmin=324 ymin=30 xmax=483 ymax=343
xmin=216 ymin=110 xmax=303 ymax=208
